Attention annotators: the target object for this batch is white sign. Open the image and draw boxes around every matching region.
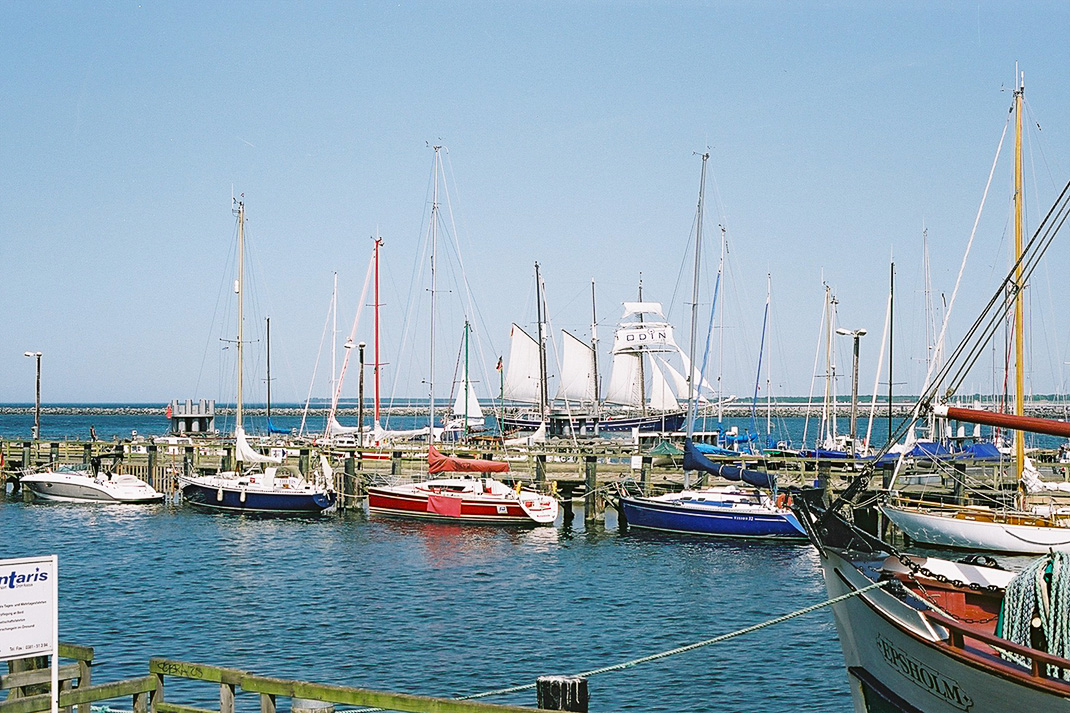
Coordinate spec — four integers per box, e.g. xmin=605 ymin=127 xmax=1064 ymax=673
xmin=0 ymin=555 xmax=58 ymax=661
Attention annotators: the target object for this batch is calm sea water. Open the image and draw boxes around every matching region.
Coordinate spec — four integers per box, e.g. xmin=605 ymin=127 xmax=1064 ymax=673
xmin=5 ymin=406 xmax=1060 ymax=712
xmin=1 ymin=495 xmax=851 ymax=712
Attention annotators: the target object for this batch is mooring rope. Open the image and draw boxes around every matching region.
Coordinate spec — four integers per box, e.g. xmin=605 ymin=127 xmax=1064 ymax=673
xmin=341 ymin=578 xmax=889 ymax=711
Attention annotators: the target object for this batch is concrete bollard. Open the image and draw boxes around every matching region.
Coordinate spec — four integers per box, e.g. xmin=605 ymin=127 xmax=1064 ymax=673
xmin=536 ymin=675 xmax=588 ymax=712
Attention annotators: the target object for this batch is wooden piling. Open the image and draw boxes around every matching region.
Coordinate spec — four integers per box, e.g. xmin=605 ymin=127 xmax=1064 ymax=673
xmin=535 ymin=676 xmax=588 ymax=712
xmin=343 ymin=456 xmax=356 ymax=511
xmin=535 ymin=454 xmax=547 ymax=485
xmin=583 ymin=455 xmax=597 ymax=523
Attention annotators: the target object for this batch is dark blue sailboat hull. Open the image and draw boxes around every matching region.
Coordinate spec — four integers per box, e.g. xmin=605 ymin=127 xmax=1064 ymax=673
xmin=181 ymin=482 xmax=335 ymax=514
xmin=616 ymin=495 xmax=807 ymax=539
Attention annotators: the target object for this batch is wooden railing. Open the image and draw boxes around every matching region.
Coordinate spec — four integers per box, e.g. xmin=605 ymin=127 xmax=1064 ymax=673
xmin=148 ymin=658 xmax=557 ymax=713
xmin=925 ymin=610 xmax=1070 ymax=691
xmin=0 ymin=643 xmax=157 ymax=713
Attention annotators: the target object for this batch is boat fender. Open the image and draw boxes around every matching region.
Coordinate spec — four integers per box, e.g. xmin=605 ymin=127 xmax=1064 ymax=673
xmin=216 ymin=487 xmax=224 ymax=502
xmin=776 ymin=493 xmax=786 ymax=509
xmin=240 ymin=489 xmax=246 ymax=503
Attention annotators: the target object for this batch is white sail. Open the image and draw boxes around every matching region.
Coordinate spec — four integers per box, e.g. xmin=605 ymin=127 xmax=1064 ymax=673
xmin=621 ymin=301 xmax=666 ymax=319
xmin=503 ymin=323 xmax=542 ymax=403
xmin=663 ymin=354 xmax=712 ymax=405
xmin=612 ymin=322 xmax=677 ymax=354
xmin=648 ymin=360 xmax=680 ymax=411
xmin=452 ymin=359 xmax=485 ymax=424
xmin=604 ymin=352 xmax=642 ymax=406
xmin=676 ymin=349 xmax=719 ymax=400
xmin=235 ymin=426 xmax=284 ymax=465
xmin=556 ymin=330 xmax=596 ymax=404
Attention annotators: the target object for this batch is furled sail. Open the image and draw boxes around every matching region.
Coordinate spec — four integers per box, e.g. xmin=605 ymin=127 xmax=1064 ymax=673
xmin=682 ymin=438 xmax=773 ymax=489
xmin=503 ymin=323 xmax=542 ymax=404
xmin=604 ymin=352 xmax=642 ymax=406
xmin=235 ymin=426 xmax=284 ymax=465
xmin=556 ymin=330 xmax=596 ymax=404
xmin=428 ymin=445 xmax=509 ymax=474
xmin=327 ymin=417 xmax=363 ymax=436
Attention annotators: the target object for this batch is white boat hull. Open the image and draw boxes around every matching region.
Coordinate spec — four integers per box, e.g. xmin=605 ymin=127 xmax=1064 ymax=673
xmin=821 ymin=548 xmax=1070 ymax=712
xmin=881 ymin=503 xmax=1070 ymax=554
xmin=21 ymin=470 xmax=164 ymax=504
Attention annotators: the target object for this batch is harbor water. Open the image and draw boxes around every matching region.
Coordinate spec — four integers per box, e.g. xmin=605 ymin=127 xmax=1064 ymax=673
xmin=2 ymin=501 xmax=848 ymax=712
xmin=0 ymin=406 xmax=861 ymax=712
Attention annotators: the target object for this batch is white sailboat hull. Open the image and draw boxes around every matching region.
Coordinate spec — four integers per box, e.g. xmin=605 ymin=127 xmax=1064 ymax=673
xmin=821 ymin=547 xmax=1070 ymax=712
xmin=881 ymin=503 xmax=1070 ymax=554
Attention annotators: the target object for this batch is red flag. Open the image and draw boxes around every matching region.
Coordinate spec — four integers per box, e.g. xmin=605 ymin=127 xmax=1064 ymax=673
xmin=496 ymin=356 xmax=503 ymax=371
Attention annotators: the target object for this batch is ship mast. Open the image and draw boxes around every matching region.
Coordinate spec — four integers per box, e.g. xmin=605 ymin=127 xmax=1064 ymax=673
xmin=235 ymin=198 xmax=245 ymax=445
xmin=1013 ymin=69 xmax=1025 ymax=480
xmin=429 ymin=146 xmax=441 ymax=439
xmin=685 ymin=152 xmax=709 ymax=489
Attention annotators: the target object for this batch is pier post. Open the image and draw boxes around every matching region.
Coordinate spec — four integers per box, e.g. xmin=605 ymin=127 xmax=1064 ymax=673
xmin=560 ymin=484 xmax=574 ymax=526
xmin=536 ymin=453 xmax=547 ymax=485
xmin=952 ymin=462 xmax=966 ymax=502
xmin=299 ymin=448 xmax=310 ymax=477
xmin=222 ymin=446 xmax=232 ymax=474
xmin=146 ymin=444 xmax=158 ymax=488
xmin=343 ymin=456 xmax=356 ymax=510
xmin=21 ymin=441 xmax=31 ymax=470
xmin=584 ymin=455 xmax=598 ymax=523
xmin=184 ymin=445 xmax=194 ymax=479
xmin=640 ymin=455 xmax=652 ymax=494
xmin=49 ymin=442 xmax=59 ymax=465
xmin=82 ymin=442 xmax=92 ymax=464
xmin=536 ymin=675 xmax=588 ymax=712
xmin=391 ymin=451 xmax=402 ymax=477
xmin=817 ymin=463 xmax=831 ymax=504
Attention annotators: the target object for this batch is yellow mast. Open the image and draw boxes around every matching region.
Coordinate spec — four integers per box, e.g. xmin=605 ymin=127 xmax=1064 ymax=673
xmin=1013 ymin=71 xmax=1025 ymax=480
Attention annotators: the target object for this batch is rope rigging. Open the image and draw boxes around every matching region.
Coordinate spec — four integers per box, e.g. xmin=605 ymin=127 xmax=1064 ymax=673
xmin=998 ymin=550 xmax=1070 ymax=677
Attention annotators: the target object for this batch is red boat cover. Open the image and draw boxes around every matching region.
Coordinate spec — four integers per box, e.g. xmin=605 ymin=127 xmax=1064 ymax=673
xmin=428 ymin=445 xmax=510 ymax=474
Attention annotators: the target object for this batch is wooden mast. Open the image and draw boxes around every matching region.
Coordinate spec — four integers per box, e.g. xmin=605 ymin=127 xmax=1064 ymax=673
xmin=1013 ymin=70 xmax=1025 ymax=480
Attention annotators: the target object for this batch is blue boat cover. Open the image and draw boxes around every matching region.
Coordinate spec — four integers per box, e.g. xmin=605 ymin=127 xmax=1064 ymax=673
xmin=960 ymin=441 xmax=1002 ymax=460
xmin=683 ymin=438 xmax=774 ymax=489
xmin=267 ymin=418 xmax=290 ymax=435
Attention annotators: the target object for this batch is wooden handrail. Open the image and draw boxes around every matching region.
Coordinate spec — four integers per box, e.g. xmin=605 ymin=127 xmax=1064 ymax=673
xmin=0 ymin=676 xmax=157 ymax=713
xmin=925 ymin=610 xmax=1070 ymax=687
xmin=150 ymin=658 xmax=560 ymax=713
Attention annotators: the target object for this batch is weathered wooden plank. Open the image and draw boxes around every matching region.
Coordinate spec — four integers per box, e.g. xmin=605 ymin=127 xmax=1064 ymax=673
xmin=0 ymin=676 xmax=156 ymax=713
xmin=58 ymin=644 xmax=94 ymax=663
xmin=155 ymin=703 xmax=216 ymax=713
xmin=240 ymin=675 xmax=553 ymax=713
xmin=1 ymin=664 xmax=82 ymax=690
xmin=149 ymin=659 xmax=246 ymax=686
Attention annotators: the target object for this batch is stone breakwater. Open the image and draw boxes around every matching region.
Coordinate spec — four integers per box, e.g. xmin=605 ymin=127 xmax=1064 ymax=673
xmin=2 ymin=401 xmax=1068 ymax=418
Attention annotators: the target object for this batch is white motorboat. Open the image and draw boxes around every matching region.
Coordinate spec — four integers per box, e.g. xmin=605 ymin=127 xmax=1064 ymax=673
xmin=21 ymin=465 xmax=164 ymax=504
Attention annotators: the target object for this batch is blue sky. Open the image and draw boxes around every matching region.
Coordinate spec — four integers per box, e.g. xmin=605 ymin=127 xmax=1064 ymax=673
xmin=4 ymin=2 xmax=1070 ymax=406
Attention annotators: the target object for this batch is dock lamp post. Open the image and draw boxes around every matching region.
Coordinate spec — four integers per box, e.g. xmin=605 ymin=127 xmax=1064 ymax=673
xmin=24 ymin=351 xmax=42 ymax=440
xmin=835 ymin=328 xmax=866 ymax=452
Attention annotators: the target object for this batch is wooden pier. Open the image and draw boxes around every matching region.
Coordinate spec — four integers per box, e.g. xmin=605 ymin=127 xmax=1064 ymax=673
xmin=1 ymin=646 xmax=571 ymax=713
